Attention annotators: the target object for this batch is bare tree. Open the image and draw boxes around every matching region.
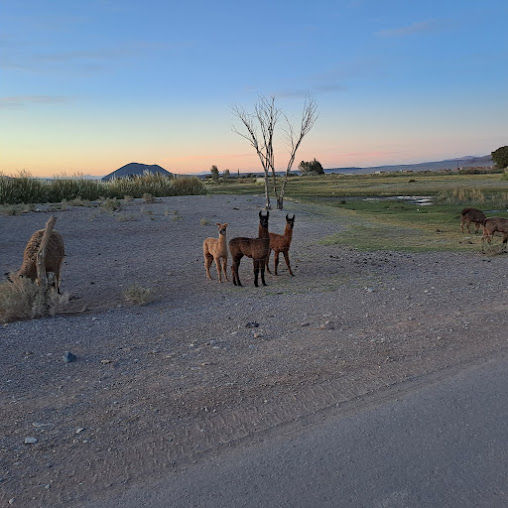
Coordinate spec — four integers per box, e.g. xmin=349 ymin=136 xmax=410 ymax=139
xmin=232 ymin=95 xmax=317 ymax=210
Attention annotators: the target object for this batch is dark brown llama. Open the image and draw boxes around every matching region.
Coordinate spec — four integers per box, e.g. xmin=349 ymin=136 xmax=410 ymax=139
xmin=460 ymin=207 xmax=486 ymax=234
xmin=266 ymin=214 xmax=295 ymax=276
xmin=482 ymin=217 xmax=508 ymax=253
xmin=229 ymin=211 xmax=270 ymax=287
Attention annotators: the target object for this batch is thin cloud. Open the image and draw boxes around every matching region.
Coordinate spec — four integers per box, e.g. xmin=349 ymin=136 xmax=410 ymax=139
xmin=275 ymin=83 xmax=346 ymax=98
xmin=377 ymin=20 xmax=441 ymax=38
xmin=0 ymin=95 xmax=70 ymax=108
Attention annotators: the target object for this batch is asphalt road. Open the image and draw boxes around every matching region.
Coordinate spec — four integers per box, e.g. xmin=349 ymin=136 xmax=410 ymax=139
xmin=86 ymin=353 xmax=508 ymax=508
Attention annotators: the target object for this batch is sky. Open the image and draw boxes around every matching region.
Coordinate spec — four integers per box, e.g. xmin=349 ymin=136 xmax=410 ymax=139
xmin=1 ymin=0 xmax=507 ymax=177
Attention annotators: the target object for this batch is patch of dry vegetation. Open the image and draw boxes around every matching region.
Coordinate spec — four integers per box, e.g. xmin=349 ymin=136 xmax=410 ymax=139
xmin=0 ymin=275 xmax=69 ymax=324
xmin=122 ymin=284 xmax=152 ymax=305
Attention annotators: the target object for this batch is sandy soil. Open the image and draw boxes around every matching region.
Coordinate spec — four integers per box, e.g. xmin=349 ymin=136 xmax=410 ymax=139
xmin=1 ymin=194 xmax=508 ymax=507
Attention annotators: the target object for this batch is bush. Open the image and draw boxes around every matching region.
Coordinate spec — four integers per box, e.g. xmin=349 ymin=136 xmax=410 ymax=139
xmin=171 ymin=176 xmax=206 ymax=195
xmin=0 ymin=276 xmax=69 ymax=323
xmin=123 ymin=284 xmax=152 ymax=305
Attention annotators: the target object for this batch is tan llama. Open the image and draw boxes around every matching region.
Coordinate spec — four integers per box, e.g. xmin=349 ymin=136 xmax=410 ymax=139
xmin=16 ymin=216 xmax=65 ymax=292
xmin=203 ymin=223 xmax=229 ymax=282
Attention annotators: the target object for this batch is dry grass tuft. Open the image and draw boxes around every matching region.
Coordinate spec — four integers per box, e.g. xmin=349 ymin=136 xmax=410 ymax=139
xmin=0 ymin=274 xmax=69 ymax=323
xmin=123 ymin=284 xmax=152 ymax=305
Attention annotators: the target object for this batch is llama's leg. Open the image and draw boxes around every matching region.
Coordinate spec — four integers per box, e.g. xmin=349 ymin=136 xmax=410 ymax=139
xmin=232 ymin=256 xmax=243 ymax=286
xmin=474 ymin=222 xmax=480 ymax=234
xmin=283 ymin=250 xmax=294 ymax=276
xmin=503 ymin=234 xmax=508 ymax=252
xmin=204 ymin=253 xmax=213 ymax=280
xmin=222 ymin=257 xmax=229 ymax=282
xmin=214 ymin=256 xmax=222 ymax=283
xmin=253 ymin=259 xmax=259 ymax=287
xmin=265 ymin=250 xmax=272 ymax=274
xmin=460 ymin=219 xmax=464 ymax=233
xmin=260 ymin=259 xmax=267 ymax=286
xmin=274 ymin=251 xmax=280 ymax=275
xmin=55 ymin=263 xmax=63 ymax=293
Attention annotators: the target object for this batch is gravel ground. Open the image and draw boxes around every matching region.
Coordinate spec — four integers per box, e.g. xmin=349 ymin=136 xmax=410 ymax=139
xmin=1 ymin=194 xmax=508 ymax=507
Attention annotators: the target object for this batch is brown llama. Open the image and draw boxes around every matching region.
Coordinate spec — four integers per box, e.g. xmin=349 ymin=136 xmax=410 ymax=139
xmin=15 ymin=216 xmax=65 ymax=292
xmin=460 ymin=207 xmax=486 ymax=234
xmin=266 ymin=214 xmax=295 ymax=276
xmin=229 ymin=211 xmax=270 ymax=287
xmin=203 ymin=222 xmax=229 ymax=282
xmin=481 ymin=217 xmax=508 ymax=253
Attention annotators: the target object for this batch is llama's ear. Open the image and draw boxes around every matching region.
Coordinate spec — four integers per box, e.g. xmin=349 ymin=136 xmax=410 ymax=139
xmin=224 ymin=223 xmax=228 ymax=227
xmin=216 ymin=222 xmax=221 ymax=226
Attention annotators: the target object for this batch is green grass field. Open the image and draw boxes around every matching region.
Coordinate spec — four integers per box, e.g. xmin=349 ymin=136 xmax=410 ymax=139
xmin=207 ymin=171 xmax=508 ymax=252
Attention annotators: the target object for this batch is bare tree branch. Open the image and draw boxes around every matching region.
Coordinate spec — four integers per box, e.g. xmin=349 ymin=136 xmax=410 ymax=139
xmin=232 ymin=95 xmax=317 ymax=210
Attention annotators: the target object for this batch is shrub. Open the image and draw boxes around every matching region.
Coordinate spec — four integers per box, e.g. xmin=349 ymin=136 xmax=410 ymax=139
xmin=0 ymin=276 xmax=69 ymax=323
xmin=171 ymin=176 xmax=206 ymax=195
xmin=100 ymin=197 xmax=121 ymax=212
xmin=123 ymin=284 xmax=152 ymax=305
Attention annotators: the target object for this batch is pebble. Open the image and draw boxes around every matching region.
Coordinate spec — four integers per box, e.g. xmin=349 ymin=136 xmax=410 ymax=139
xmin=24 ymin=437 xmax=38 ymax=444
xmin=320 ymin=321 xmax=335 ymax=330
xmin=63 ymin=351 xmax=77 ymax=363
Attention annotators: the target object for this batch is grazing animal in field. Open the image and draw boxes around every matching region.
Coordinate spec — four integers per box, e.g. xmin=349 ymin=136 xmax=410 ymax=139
xmin=266 ymin=214 xmax=295 ymax=276
xmin=482 ymin=217 xmax=508 ymax=253
xmin=16 ymin=217 xmax=65 ymax=292
xmin=460 ymin=207 xmax=486 ymax=234
xmin=229 ymin=211 xmax=270 ymax=287
xmin=203 ymin=222 xmax=229 ymax=282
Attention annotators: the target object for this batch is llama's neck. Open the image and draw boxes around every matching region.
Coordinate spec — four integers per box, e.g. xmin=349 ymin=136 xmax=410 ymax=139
xmin=259 ymin=225 xmax=269 ymax=239
xmin=218 ymin=233 xmax=227 ymax=247
xmin=284 ymin=225 xmax=293 ymax=241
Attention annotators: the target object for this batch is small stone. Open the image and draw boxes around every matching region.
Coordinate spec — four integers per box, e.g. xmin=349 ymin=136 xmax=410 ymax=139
xmin=320 ymin=321 xmax=335 ymax=330
xmin=9 ymin=498 xmax=15 ymax=505
xmin=301 ymin=322 xmax=310 ymax=327
xmin=101 ymin=359 xmax=113 ymax=364
xmin=63 ymin=351 xmax=77 ymax=363
xmin=253 ymin=332 xmax=262 ymax=339
xmin=75 ymin=427 xmax=85 ymax=434
xmin=24 ymin=437 xmax=38 ymax=444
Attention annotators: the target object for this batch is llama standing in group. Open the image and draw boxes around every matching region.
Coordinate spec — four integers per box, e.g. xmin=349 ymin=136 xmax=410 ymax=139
xmin=460 ymin=207 xmax=486 ymax=234
xmin=203 ymin=222 xmax=229 ymax=282
xmin=229 ymin=211 xmax=270 ymax=287
xmin=15 ymin=216 xmax=65 ymax=293
xmin=482 ymin=217 xmax=508 ymax=253
xmin=266 ymin=214 xmax=295 ymax=276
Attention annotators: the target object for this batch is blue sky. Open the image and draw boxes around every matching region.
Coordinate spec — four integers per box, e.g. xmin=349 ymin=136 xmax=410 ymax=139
xmin=1 ymin=0 xmax=507 ymax=176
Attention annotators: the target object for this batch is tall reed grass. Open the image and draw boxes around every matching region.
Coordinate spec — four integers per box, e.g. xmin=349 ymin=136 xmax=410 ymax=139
xmin=437 ymin=187 xmax=508 ymax=208
xmin=0 ymin=172 xmax=206 ymax=205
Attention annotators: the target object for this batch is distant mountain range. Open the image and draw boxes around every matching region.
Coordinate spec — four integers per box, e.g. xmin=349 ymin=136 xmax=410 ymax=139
xmin=102 ymin=162 xmax=172 ymax=181
xmin=325 ymin=155 xmax=493 ymax=175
